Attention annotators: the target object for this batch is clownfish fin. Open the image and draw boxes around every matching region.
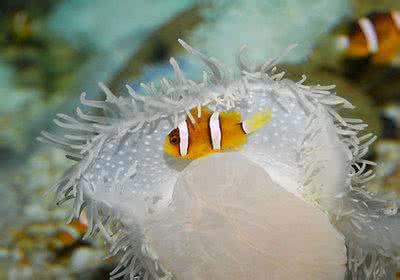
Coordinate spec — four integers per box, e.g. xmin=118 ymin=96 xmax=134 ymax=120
xmin=241 ymin=110 xmax=272 ymax=134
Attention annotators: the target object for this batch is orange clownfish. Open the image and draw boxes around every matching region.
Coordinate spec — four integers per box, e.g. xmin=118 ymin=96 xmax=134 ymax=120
xmin=50 ymin=213 xmax=88 ymax=250
xmin=337 ymin=11 xmax=400 ymax=65
xmin=164 ymin=107 xmax=272 ymax=159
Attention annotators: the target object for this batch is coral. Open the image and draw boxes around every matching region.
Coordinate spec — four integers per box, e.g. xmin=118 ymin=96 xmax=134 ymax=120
xmin=0 ymin=63 xmax=40 ymax=152
xmin=47 ymin=0 xmax=200 ymax=96
xmin=40 ymin=40 xmax=400 ymax=279
xmin=48 ymin=0 xmax=198 ymax=52
xmin=0 ymin=147 xmax=71 ymax=230
xmin=190 ymin=0 xmax=351 ymax=65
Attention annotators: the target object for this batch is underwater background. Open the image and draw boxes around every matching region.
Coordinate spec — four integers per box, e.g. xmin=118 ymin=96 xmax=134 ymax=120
xmin=0 ymin=0 xmax=400 ymax=279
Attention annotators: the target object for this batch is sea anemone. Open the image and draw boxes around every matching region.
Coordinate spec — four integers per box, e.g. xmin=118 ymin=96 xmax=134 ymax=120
xmin=39 ymin=40 xmax=400 ymax=279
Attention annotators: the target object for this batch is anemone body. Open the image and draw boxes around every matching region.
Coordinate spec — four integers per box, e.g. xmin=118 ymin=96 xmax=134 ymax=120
xmin=144 ymin=153 xmax=347 ymax=279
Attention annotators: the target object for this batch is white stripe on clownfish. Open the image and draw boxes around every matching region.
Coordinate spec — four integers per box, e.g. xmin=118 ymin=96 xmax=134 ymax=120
xmin=209 ymin=112 xmax=222 ymax=150
xmin=59 ymin=224 xmax=81 ymax=240
xmin=178 ymin=121 xmax=189 ymax=156
xmin=391 ymin=11 xmax=400 ymax=30
xmin=241 ymin=122 xmax=250 ymax=134
xmin=358 ymin=17 xmax=379 ymax=53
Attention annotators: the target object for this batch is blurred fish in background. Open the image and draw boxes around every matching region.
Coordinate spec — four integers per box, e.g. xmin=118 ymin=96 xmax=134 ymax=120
xmin=336 ymin=11 xmax=400 ymax=65
xmin=1 ymin=0 xmax=400 ymax=278
xmin=1 ymin=214 xmax=109 ymax=280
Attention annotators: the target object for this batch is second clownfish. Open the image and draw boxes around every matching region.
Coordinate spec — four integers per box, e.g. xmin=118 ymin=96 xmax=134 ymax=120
xmin=337 ymin=11 xmax=400 ymax=65
xmin=164 ymin=107 xmax=272 ymax=159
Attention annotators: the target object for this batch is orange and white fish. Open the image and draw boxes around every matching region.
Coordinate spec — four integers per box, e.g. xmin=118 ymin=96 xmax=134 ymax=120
xmin=337 ymin=11 xmax=400 ymax=65
xmin=164 ymin=107 xmax=272 ymax=159
xmin=1 ymin=212 xmax=90 ymax=279
xmin=50 ymin=217 xmax=88 ymax=249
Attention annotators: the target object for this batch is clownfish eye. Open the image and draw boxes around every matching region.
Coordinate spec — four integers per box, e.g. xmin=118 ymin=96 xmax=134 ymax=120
xmin=170 ymin=136 xmax=179 ymax=145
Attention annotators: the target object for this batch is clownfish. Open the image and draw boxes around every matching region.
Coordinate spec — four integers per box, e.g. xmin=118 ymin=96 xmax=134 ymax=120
xmin=50 ymin=218 xmax=88 ymax=250
xmin=164 ymin=107 xmax=272 ymax=159
xmin=337 ymin=11 xmax=400 ymax=65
